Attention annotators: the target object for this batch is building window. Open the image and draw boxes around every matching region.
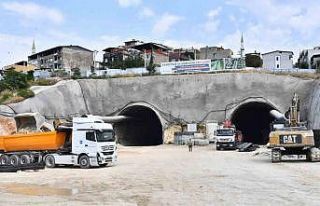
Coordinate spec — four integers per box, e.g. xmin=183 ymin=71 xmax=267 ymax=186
xmin=276 ymin=64 xmax=280 ymax=68
xmin=276 ymin=56 xmax=279 ymax=61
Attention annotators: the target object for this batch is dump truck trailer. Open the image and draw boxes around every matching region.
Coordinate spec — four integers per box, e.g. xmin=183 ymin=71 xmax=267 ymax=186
xmin=0 ymin=115 xmax=117 ymax=169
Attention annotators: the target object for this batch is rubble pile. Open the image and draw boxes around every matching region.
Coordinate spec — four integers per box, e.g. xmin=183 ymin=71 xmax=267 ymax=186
xmin=0 ymin=116 xmax=16 ymax=135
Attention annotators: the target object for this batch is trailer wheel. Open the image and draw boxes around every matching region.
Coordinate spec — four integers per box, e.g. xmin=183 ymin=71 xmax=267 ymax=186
xmin=9 ymin=155 xmax=20 ymax=166
xmin=0 ymin=155 xmax=10 ymax=165
xmin=20 ymin=155 xmax=31 ymax=165
xmin=79 ymin=155 xmax=90 ymax=169
xmin=45 ymin=155 xmax=56 ymax=168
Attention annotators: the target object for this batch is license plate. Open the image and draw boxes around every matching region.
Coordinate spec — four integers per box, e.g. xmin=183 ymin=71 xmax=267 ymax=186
xmin=280 ymin=134 xmax=302 ymax=144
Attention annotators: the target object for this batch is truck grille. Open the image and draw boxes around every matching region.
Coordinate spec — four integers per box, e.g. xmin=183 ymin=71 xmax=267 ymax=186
xmin=101 ymin=145 xmax=114 ymax=151
xmin=219 ymin=138 xmax=231 ymax=142
xmin=102 ymin=151 xmax=114 ymax=156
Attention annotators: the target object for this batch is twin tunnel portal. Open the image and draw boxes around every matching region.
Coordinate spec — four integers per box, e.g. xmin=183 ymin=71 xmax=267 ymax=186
xmin=113 ymin=101 xmax=278 ymax=146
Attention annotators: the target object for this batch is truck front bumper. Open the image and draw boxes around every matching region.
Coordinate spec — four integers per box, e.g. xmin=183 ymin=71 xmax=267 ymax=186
xmin=216 ymin=142 xmax=236 ymax=149
xmin=98 ymin=153 xmax=117 ymax=165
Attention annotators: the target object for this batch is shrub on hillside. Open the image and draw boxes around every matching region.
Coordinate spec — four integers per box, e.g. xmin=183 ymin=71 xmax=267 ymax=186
xmin=17 ymin=89 xmax=35 ymax=98
xmin=0 ymin=90 xmax=13 ymax=104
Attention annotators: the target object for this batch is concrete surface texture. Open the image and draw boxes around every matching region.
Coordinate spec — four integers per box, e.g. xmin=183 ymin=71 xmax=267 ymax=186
xmin=10 ymin=80 xmax=88 ymax=119
xmin=307 ymin=82 xmax=320 ymax=129
xmin=0 ymin=145 xmax=319 ymax=205
xmin=7 ymin=73 xmax=320 ymax=129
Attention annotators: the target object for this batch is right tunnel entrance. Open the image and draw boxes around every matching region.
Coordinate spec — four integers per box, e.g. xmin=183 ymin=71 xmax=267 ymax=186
xmin=231 ymin=102 xmax=277 ymax=145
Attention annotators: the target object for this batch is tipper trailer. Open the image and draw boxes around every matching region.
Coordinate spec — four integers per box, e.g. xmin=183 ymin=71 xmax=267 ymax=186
xmin=0 ymin=115 xmax=117 ymax=169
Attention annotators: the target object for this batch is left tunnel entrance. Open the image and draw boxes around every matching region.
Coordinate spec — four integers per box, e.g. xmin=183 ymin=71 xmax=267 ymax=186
xmin=231 ymin=102 xmax=276 ymax=145
xmin=114 ymin=105 xmax=163 ymax=146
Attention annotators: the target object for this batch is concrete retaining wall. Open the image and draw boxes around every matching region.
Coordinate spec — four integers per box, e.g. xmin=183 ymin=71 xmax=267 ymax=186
xmin=5 ymin=72 xmax=320 ymax=129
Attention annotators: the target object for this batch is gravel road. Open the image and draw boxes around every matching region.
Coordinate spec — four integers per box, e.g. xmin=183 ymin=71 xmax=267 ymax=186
xmin=0 ymin=145 xmax=319 ymax=206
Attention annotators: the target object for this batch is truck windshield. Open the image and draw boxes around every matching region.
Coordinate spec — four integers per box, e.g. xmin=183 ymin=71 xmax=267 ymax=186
xmin=216 ymin=129 xmax=234 ymax=136
xmin=96 ymin=130 xmax=115 ymax=142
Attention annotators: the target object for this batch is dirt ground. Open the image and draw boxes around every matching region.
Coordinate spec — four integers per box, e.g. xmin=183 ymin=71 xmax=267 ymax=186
xmin=0 ymin=145 xmax=320 ymax=206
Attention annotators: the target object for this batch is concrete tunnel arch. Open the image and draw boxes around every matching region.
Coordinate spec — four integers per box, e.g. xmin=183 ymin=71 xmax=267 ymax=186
xmin=229 ymin=100 xmax=280 ymax=145
xmin=113 ymin=102 xmax=165 ymax=146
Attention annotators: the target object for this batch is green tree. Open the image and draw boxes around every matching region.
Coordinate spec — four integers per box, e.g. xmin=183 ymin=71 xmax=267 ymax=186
xmin=146 ymin=50 xmax=156 ymax=74
xmin=245 ymin=54 xmax=263 ymax=68
xmin=295 ymin=61 xmax=308 ymax=69
xmin=72 ymin=68 xmax=82 ymax=79
xmin=27 ymin=71 xmax=34 ymax=81
xmin=3 ymin=70 xmax=29 ymax=91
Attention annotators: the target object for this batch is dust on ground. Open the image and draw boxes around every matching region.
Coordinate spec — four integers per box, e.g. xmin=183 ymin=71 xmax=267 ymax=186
xmin=0 ymin=145 xmax=320 ymax=206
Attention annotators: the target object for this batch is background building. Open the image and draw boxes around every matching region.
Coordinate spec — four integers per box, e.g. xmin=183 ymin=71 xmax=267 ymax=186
xmin=262 ymin=50 xmax=293 ymax=69
xmin=199 ymin=46 xmax=233 ymax=60
xmin=296 ymin=46 xmax=320 ymax=69
xmin=28 ymin=45 xmax=93 ymax=75
xmin=103 ymin=40 xmax=170 ymax=68
xmin=102 ymin=42 xmax=143 ymax=69
xmin=132 ymin=42 xmax=170 ymax=66
xmin=169 ymin=48 xmax=200 ymax=62
xmin=2 ymin=61 xmax=36 ymax=73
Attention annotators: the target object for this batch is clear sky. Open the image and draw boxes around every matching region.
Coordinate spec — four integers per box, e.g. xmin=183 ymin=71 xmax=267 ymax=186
xmin=0 ymin=0 xmax=320 ymax=67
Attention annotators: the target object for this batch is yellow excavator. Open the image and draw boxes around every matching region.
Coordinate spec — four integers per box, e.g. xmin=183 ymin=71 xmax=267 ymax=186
xmin=268 ymin=93 xmax=320 ymax=162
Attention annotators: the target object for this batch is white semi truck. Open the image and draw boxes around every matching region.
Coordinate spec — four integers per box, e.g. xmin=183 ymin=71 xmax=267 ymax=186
xmin=0 ymin=115 xmax=117 ymax=170
xmin=45 ymin=116 xmax=117 ymax=168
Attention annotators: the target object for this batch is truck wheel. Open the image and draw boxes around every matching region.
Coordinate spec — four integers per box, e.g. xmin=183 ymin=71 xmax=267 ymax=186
xmin=0 ymin=155 xmax=10 ymax=165
xmin=45 ymin=155 xmax=56 ymax=168
xmin=20 ymin=155 xmax=31 ymax=165
xmin=79 ymin=155 xmax=90 ymax=169
xmin=9 ymin=155 xmax=20 ymax=166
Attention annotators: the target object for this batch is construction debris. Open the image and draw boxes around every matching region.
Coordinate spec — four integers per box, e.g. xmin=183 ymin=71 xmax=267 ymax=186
xmin=0 ymin=116 xmax=16 ymax=135
xmin=237 ymin=142 xmax=259 ymax=152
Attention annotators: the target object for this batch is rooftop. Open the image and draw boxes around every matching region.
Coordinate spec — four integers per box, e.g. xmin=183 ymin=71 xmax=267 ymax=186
xmin=28 ymin=45 xmax=93 ymax=59
xmin=262 ymin=50 xmax=294 ymax=56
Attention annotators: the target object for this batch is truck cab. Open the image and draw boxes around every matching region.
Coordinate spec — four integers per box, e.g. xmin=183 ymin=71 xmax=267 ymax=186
xmin=45 ymin=116 xmax=117 ymax=168
xmin=215 ymin=128 xmax=237 ymax=150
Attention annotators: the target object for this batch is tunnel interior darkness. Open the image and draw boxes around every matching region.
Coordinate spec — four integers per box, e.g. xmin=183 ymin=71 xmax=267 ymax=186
xmin=113 ymin=105 xmax=163 ymax=146
xmin=231 ymin=102 xmax=276 ymax=145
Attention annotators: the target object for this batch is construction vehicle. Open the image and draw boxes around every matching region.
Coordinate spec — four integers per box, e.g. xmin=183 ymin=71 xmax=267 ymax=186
xmin=269 ymin=93 xmax=320 ymax=162
xmin=0 ymin=114 xmax=117 ymax=170
xmin=215 ymin=120 xmax=240 ymax=150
